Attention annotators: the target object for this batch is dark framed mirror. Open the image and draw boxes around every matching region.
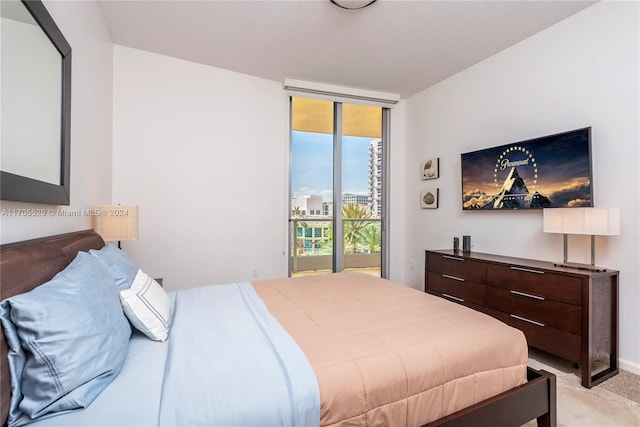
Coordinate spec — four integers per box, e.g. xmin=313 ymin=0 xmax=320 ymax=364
xmin=1 ymin=0 xmax=71 ymax=205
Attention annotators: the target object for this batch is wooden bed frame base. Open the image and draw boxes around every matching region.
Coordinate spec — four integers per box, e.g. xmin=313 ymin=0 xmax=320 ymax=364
xmin=0 ymin=230 xmax=557 ymax=427
xmin=424 ymin=367 xmax=557 ymax=427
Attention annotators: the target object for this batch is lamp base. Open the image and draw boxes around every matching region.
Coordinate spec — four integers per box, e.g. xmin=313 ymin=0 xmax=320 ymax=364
xmin=553 ymin=261 xmax=608 ymax=272
xmin=556 ymin=234 xmax=608 ymax=272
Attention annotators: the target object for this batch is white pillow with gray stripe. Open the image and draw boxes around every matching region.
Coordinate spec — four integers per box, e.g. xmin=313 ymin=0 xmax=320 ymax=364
xmin=120 ymin=269 xmax=170 ymax=341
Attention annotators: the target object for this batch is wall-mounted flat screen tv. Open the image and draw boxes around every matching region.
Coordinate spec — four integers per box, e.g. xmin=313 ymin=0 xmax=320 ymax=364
xmin=461 ymin=127 xmax=592 ymax=210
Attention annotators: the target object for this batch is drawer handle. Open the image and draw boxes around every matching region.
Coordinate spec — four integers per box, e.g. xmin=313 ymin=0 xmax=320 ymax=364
xmin=510 ymin=266 xmax=544 ymax=275
xmin=442 ymin=293 xmax=464 ymax=303
xmin=510 ymin=290 xmax=545 ymax=301
xmin=510 ymin=314 xmax=545 ymax=327
xmin=443 ymin=255 xmax=464 ymax=261
xmin=442 ymin=274 xmax=465 ymax=282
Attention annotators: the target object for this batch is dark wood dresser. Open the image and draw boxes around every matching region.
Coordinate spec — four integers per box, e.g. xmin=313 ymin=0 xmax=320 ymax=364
xmin=425 ymin=249 xmax=619 ymax=388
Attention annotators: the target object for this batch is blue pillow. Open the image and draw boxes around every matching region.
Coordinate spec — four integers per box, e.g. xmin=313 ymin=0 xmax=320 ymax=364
xmin=89 ymin=244 xmax=138 ymax=291
xmin=0 ymin=252 xmax=132 ymax=427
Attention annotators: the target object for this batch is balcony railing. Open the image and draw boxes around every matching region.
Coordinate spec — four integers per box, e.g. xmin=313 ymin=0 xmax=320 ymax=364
xmin=290 ymin=218 xmax=381 ymax=277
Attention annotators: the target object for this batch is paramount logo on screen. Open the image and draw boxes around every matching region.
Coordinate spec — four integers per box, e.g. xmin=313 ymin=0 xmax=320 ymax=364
xmin=482 ymin=167 xmax=550 ymax=209
xmin=461 ymin=127 xmax=593 ymax=210
xmin=499 ymin=158 xmax=530 ymax=170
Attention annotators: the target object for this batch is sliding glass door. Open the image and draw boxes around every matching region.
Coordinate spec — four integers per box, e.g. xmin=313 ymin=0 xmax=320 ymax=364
xmin=289 ymin=97 xmax=388 ymax=278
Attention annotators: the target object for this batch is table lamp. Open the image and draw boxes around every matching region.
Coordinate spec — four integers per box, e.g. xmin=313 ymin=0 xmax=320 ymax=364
xmin=94 ymin=204 xmax=139 ymax=249
xmin=543 ymin=207 xmax=619 ymax=271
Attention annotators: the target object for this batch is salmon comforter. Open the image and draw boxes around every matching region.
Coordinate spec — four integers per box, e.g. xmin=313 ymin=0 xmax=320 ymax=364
xmin=253 ymin=272 xmax=528 ymax=427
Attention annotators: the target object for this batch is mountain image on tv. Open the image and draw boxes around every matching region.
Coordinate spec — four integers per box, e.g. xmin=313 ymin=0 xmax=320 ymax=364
xmin=461 ymin=128 xmax=593 ymax=210
xmin=467 ymin=167 xmax=551 ymax=209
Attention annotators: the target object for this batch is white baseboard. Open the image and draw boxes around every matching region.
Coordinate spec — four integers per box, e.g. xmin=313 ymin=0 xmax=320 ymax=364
xmin=619 ymin=358 xmax=640 ymax=376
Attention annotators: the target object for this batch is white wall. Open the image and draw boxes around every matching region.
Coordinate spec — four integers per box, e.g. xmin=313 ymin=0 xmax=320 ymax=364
xmin=112 ymin=46 xmax=290 ymax=288
xmin=112 ymin=45 xmax=409 ymax=290
xmin=0 ymin=0 xmax=113 ymax=244
xmin=405 ymin=1 xmax=639 ymax=371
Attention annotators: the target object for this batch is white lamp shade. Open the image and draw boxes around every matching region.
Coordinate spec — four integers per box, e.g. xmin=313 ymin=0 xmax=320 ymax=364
xmin=543 ymin=207 xmax=620 ymax=236
xmin=94 ymin=205 xmax=139 ymax=242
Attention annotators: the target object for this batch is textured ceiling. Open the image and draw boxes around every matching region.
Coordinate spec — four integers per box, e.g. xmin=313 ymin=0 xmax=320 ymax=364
xmin=97 ymin=0 xmax=596 ymax=98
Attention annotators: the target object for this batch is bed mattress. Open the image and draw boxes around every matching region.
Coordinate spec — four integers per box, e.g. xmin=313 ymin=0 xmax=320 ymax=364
xmin=20 ymin=272 xmax=527 ymax=427
xmin=253 ymin=273 xmax=528 ymax=426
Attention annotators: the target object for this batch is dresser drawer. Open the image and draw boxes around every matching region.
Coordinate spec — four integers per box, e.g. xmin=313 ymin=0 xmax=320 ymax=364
xmin=487 ymin=264 xmax=581 ymax=305
xmin=487 ymin=308 xmax=581 ymax=363
xmin=426 ymin=249 xmax=618 ymax=388
xmin=427 ymin=271 xmax=486 ymax=306
xmin=427 ymin=252 xmax=486 ymax=283
xmin=427 ymin=290 xmax=486 ymax=313
xmin=486 ymin=286 xmax=581 ymax=335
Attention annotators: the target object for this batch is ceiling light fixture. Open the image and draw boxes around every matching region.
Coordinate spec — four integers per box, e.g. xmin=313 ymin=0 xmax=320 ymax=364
xmin=330 ymin=0 xmax=377 ymax=10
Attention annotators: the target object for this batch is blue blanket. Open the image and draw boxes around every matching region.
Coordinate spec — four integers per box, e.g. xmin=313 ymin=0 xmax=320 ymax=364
xmin=159 ymin=282 xmax=320 ymax=427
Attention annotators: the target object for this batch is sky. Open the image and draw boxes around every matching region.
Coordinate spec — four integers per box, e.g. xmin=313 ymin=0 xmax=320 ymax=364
xmin=291 ymin=131 xmax=373 ymax=201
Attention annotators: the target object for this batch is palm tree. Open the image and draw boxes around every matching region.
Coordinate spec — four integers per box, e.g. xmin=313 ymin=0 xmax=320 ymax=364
xmin=291 ymin=206 xmax=308 ymax=229
xmin=342 ymin=203 xmax=372 ymax=254
xmin=291 ymin=207 xmax=308 ymax=256
xmin=361 ymin=224 xmax=381 ymax=253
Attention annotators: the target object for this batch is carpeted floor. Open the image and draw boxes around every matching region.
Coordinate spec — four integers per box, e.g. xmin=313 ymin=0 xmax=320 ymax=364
xmin=523 ymin=348 xmax=640 ymax=427
xmin=599 ymin=368 xmax=640 ymax=404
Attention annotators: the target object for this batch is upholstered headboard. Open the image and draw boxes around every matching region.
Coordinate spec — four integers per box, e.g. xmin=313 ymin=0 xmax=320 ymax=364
xmin=0 ymin=230 xmax=105 ymax=426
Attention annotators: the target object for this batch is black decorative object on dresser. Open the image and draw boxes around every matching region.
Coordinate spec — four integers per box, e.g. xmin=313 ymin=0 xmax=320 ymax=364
xmin=425 ymin=250 xmax=619 ymax=388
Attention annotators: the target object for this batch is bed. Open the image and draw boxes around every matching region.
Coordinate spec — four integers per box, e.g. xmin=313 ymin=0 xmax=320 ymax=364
xmin=0 ymin=230 xmax=556 ymax=427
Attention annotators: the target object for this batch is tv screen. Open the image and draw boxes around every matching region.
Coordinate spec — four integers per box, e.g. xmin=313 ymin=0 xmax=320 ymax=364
xmin=461 ymin=127 xmax=592 ymax=210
